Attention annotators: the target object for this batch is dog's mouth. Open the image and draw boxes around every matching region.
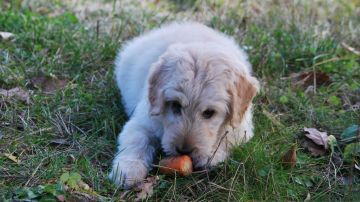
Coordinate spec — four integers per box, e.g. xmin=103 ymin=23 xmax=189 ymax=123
xmin=162 ymin=143 xmax=218 ymax=169
xmin=162 ymin=149 xmax=201 ymax=168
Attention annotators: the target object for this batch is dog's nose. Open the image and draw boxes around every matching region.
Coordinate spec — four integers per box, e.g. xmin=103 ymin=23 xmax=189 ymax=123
xmin=176 ymin=145 xmax=193 ymax=155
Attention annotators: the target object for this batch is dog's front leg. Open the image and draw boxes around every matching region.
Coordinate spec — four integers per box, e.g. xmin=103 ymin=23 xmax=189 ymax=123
xmin=109 ymin=113 xmax=159 ymax=189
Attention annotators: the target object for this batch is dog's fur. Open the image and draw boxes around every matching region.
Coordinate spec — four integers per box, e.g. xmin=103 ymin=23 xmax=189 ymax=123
xmin=109 ymin=22 xmax=260 ymax=188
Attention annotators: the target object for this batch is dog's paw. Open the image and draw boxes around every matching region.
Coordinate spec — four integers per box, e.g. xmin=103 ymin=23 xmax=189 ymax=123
xmin=109 ymin=159 xmax=148 ymax=189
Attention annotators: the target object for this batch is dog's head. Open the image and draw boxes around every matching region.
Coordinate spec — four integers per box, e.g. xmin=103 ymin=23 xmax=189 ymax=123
xmin=148 ymin=43 xmax=259 ymax=168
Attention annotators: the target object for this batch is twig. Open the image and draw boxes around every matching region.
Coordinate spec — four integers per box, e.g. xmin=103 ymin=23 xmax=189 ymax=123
xmin=96 ymin=20 xmax=100 ymax=40
xmin=313 ymin=68 xmax=317 ymax=94
xmin=208 ymin=182 xmax=235 ymax=192
xmin=24 ymin=157 xmax=47 ymax=186
xmin=29 ymin=127 xmax=52 ymax=135
xmin=228 ymin=162 xmax=244 ymax=201
xmin=341 ymin=42 xmax=360 ymax=56
xmin=262 ymin=109 xmax=284 ymax=128
xmin=191 ymin=170 xmax=208 ymax=174
xmin=206 ymin=131 xmax=229 ymax=168
xmin=313 ymin=57 xmax=340 ymax=67
xmin=24 ymin=150 xmax=70 ymax=186
xmin=120 ymin=190 xmax=130 ymax=199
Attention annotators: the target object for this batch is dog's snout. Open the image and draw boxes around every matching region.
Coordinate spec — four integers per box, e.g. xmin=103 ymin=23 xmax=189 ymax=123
xmin=176 ymin=145 xmax=193 ymax=155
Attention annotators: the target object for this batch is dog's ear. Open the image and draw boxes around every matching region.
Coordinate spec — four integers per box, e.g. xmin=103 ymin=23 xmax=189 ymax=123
xmin=148 ymin=45 xmax=189 ymax=116
xmin=148 ymin=59 xmax=168 ymax=116
xmin=228 ymin=74 xmax=259 ymax=127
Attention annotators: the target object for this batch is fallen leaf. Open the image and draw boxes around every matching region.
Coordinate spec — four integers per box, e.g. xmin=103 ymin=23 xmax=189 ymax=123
xmin=304 ymin=127 xmax=329 ymax=149
xmin=301 ymin=139 xmax=327 ymax=156
xmin=4 ymin=153 xmax=21 ymax=163
xmin=281 ymin=146 xmax=296 ymax=168
xmin=30 ymin=75 xmax=68 ymax=94
xmin=135 ymin=176 xmax=160 ymax=201
xmin=290 ymin=71 xmax=330 ymax=88
xmin=0 ymin=31 xmax=15 ymax=40
xmin=0 ymin=87 xmax=30 ymax=103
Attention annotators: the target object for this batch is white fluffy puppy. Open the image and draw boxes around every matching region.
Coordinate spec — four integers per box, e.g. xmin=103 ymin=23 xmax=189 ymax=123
xmin=109 ymin=22 xmax=259 ymax=188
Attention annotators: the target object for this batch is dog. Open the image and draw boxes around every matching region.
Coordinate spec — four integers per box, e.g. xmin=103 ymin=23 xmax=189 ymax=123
xmin=109 ymin=22 xmax=260 ymax=188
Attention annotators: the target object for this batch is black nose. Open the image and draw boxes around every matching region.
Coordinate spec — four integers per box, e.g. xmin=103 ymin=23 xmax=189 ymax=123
xmin=176 ymin=145 xmax=193 ymax=155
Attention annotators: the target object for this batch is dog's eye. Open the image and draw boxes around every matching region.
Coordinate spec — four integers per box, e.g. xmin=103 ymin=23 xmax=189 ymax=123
xmin=170 ymin=101 xmax=182 ymax=115
xmin=202 ymin=109 xmax=215 ymax=119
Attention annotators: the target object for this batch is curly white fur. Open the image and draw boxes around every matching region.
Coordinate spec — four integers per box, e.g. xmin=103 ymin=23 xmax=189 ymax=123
xmin=109 ymin=22 xmax=259 ymax=188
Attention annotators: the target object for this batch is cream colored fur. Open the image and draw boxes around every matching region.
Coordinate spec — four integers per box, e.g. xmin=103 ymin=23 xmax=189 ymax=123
xmin=109 ymin=22 xmax=259 ymax=188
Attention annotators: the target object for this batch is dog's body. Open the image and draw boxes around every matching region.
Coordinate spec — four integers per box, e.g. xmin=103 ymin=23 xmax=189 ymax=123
xmin=110 ymin=22 xmax=259 ymax=188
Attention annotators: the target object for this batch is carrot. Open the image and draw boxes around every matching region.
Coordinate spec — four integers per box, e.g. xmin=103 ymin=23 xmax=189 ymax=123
xmin=159 ymin=155 xmax=193 ymax=176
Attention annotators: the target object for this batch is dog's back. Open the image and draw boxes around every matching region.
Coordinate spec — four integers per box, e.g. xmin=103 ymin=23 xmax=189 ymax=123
xmin=115 ymin=22 xmax=251 ymax=116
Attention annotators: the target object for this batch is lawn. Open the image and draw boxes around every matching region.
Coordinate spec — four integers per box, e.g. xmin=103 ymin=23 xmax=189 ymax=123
xmin=1 ymin=0 xmax=359 ymax=201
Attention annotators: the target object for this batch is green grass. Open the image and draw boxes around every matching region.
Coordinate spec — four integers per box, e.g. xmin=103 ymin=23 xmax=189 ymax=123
xmin=1 ymin=0 xmax=359 ymax=201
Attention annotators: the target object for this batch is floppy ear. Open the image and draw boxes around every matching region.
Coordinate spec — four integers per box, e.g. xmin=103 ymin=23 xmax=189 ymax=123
xmin=228 ymin=74 xmax=260 ymax=127
xmin=148 ymin=59 xmax=169 ymax=116
xmin=148 ymin=44 xmax=190 ymax=116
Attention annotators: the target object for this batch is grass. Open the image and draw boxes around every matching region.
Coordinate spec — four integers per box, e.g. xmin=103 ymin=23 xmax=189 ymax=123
xmin=1 ymin=0 xmax=359 ymax=201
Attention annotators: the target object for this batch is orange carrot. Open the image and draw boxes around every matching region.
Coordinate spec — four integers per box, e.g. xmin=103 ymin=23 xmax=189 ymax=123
xmin=159 ymin=155 xmax=193 ymax=176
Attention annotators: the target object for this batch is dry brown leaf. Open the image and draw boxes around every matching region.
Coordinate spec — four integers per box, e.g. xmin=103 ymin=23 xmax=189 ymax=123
xmin=290 ymin=71 xmax=330 ymax=88
xmin=304 ymin=127 xmax=329 ymax=149
xmin=0 ymin=87 xmax=30 ymax=103
xmin=31 ymin=75 xmax=68 ymax=94
xmin=135 ymin=176 xmax=160 ymax=201
xmin=281 ymin=146 xmax=296 ymax=168
xmin=4 ymin=153 xmax=21 ymax=164
xmin=301 ymin=139 xmax=327 ymax=156
xmin=0 ymin=31 xmax=15 ymax=40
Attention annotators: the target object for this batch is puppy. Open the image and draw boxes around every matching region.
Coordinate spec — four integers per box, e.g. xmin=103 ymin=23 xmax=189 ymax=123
xmin=109 ymin=22 xmax=259 ymax=188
